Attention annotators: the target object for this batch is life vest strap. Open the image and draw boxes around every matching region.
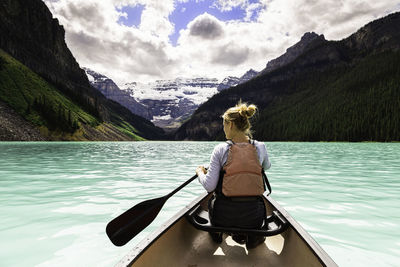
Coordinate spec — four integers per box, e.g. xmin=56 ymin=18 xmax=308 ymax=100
xmin=262 ymin=169 xmax=272 ymax=196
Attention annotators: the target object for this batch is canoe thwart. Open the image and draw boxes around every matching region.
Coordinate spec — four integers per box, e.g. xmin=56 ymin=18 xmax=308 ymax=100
xmin=186 ymin=204 xmax=288 ymax=236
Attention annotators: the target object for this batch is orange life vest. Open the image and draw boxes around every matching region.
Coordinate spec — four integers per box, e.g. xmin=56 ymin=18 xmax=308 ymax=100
xmin=220 ymin=141 xmax=265 ymax=197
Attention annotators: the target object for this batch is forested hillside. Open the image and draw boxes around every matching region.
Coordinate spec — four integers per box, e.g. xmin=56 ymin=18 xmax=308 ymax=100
xmin=0 ymin=0 xmax=164 ymax=140
xmin=0 ymin=49 xmax=149 ymax=140
xmin=175 ymin=12 xmax=400 ymax=141
xmin=254 ymin=51 xmax=400 ymax=141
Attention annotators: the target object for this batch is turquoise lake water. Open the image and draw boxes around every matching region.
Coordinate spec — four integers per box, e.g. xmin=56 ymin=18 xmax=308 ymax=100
xmin=0 ymin=142 xmax=399 ymax=266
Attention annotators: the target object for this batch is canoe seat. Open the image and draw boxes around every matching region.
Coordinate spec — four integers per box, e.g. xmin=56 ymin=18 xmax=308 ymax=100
xmin=186 ymin=205 xmax=288 ymax=236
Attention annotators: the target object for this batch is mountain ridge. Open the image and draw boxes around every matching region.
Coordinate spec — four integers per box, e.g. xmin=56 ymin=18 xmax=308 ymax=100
xmin=84 ymin=68 xmax=152 ymax=120
xmin=174 ymin=12 xmax=400 ymax=141
xmin=86 ymin=68 xmax=260 ymax=131
xmin=261 ymin=32 xmax=326 ymax=74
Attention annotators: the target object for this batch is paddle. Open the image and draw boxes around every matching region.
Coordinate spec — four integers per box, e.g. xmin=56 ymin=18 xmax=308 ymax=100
xmin=106 ymin=174 xmax=198 ymax=246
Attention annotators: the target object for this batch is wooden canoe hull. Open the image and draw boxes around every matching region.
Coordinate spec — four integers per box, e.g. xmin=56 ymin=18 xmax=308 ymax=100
xmin=117 ymin=193 xmax=337 ymax=267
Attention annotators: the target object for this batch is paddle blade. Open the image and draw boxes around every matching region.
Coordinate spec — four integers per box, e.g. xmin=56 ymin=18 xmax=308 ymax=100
xmin=106 ymin=196 xmax=166 ymax=246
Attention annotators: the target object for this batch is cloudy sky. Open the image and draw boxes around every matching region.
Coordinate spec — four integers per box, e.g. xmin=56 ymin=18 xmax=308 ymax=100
xmin=43 ymin=0 xmax=400 ymax=85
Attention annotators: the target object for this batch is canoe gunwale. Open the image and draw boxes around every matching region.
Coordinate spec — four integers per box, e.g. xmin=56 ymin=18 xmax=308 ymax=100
xmin=116 ymin=192 xmax=338 ymax=267
xmin=265 ymin=195 xmax=338 ymax=267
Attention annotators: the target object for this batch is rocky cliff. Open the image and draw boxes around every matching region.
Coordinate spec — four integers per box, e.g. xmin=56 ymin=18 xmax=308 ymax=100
xmin=262 ymin=32 xmax=327 ymax=74
xmin=0 ymin=0 xmax=93 ymax=99
xmin=217 ymin=76 xmax=240 ymax=91
xmin=239 ymin=69 xmax=259 ymax=82
xmin=0 ymin=0 xmax=164 ymax=140
xmin=344 ymin=12 xmax=400 ymax=52
xmin=84 ymin=68 xmax=152 ymax=120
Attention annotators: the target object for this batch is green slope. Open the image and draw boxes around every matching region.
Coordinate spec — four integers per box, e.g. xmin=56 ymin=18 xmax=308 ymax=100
xmin=0 ymin=49 xmax=144 ymax=140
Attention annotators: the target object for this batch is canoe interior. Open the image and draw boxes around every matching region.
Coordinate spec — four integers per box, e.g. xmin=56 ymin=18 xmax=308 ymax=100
xmin=119 ymin=193 xmax=336 ymax=267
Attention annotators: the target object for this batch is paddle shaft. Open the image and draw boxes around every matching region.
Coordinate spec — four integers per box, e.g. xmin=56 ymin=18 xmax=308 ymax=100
xmin=107 ymin=174 xmax=198 ymax=246
xmin=167 ymin=173 xmax=198 ymax=198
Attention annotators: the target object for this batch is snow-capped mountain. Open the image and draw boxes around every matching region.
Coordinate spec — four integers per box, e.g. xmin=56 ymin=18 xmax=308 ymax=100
xmin=217 ymin=76 xmax=240 ymax=91
xmin=85 ymin=67 xmax=221 ymax=130
xmin=121 ymin=78 xmax=219 ymax=130
xmin=217 ymin=69 xmax=259 ymax=91
xmin=84 ymin=68 xmax=152 ymax=120
xmin=85 ymin=67 xmax=260 ymax=131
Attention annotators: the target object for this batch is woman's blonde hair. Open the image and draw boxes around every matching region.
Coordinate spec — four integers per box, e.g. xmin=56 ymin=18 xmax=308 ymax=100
xmin=222 ymin=101 xmax=257 ymax=137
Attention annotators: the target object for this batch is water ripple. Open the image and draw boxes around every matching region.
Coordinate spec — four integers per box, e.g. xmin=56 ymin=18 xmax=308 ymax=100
xmin=0 ymin=142 xmax=399 ymax=267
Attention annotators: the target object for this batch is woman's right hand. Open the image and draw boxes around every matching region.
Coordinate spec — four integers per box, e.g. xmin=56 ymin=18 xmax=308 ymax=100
xmin=196 ymin=166 xmax=207 ymax=176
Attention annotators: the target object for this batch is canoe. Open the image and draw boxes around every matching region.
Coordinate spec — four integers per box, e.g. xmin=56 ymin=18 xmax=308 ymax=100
xmin=116 ymin=193 xmax=337 ymax=267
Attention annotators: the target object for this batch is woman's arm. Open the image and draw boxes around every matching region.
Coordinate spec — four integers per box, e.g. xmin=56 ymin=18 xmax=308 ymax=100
xmin=197 ymin=144 xmax=226 ymax=192
xmin=258 ymin=142 xmax=271 ymax=170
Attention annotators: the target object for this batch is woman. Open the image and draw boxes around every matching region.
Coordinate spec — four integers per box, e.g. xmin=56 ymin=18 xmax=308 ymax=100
xmin=196 ymin=102 xmax=271 ymax=249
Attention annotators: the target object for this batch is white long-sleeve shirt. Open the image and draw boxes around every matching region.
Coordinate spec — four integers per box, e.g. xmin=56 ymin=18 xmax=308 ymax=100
xmin=198 ymin=141 xmax=271 ymax=192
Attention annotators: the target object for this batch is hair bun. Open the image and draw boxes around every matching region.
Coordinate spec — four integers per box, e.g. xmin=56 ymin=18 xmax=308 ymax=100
xmin=223 ymin=101 xmax=257 ymax=137
xmin=246 ymin=104 xmax=257 ymax=118
xmin=238 ymin=104 xmax=247 ymax=118
xmin=237 ymin=103 xmax=257 ymax=118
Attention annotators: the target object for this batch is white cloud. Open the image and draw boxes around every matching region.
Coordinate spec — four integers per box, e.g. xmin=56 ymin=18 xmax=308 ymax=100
xmin=244 ymin=2 xmax=264 ymax=22
xmin=211 ymin=42 xmax=250 ymax=65
xmin=212 ymin=0 xmax=248 ymax=11
xmin=43 ymin=0 xmax=400 ymax=85
xmin=188 ymin=13 xmax=224 ymax=39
